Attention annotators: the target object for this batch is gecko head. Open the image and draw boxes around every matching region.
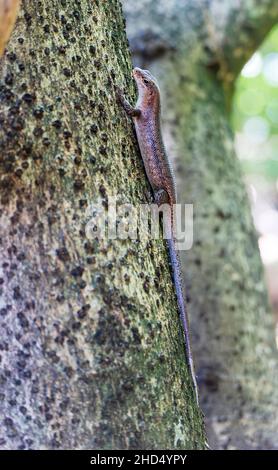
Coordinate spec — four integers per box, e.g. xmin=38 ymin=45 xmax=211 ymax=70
xmin=132 ymin=67 xmax=160 ymax=101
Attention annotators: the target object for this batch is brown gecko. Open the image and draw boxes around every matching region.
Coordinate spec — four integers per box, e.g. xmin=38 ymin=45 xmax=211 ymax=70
xmin=117 ymin=67 xmax=199 ymax=405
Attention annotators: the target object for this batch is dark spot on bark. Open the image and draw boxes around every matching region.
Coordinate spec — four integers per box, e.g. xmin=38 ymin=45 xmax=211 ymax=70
xmin=79 ymin=280 xmax=86 ymax=289
xmin=63 ymin=68 xmax=72 ymax=78
xmin=33 ymin=127 xmax=43 ymax=138
xmin=94 ymin=59 xmax=101 ymax=69
xmin=70 ymin=266 xmax=84 ymax=277
xmin=51 ymin=438 xmax=61 ymax=448
xmin=77 ymin=304 xmax=90 ymax=320
xmin=43 ymin=137 xmax=50 ymax=146
xmin=58 ymin=46 xmax=66 ymax=54
xmin=22 ymin=93 xmax=35 ymax=104
xmin=60 ymin=399 xmax=69 ymax=411
xmin=143 ymin=280 xmax=149 ymax=292
xmin=15 ymin=168 xmax=23 ymax=178
xmin=23 ymin=370 xmax=32 ymax=379
xmin=56 ymin=248 xmax=70 ymax=262
xmin=73 ymin=10 xmax=80 ymax=19
xmin=4 ymin=417 xmax=14 ymax=427
xmin=64 ymin=367 xmax=74 ymax=378
xmin=73 ymin=179 xmax=84 ymax=191
xmin=64 ymin=130 xmax=72 ymax=139
xmin=216 ymin=209 xmax=231 ymax=220
xmin=33 ymin=106 xmax=44 ymax=118
xmin=99 ymin=145 xmax=107 ymax=155
xmin=90 ymin=124 xmax=98 ymax=134
xmin=7 ymin=52 xmax=16 ymax=62
xmin=11 ymin=117 xmax=25 ymax=130
xmin=13 ymin=285 xmax=21 ymax=300
xmin=0 ymin=308 xmax=8 ymax=317
xmin=52 ymin=119 xmax=62 ymax=129
xmin=74 ymin=156 xmax=81 ymax=165
xmin=17 ymin=359 xmax=26 ymax=370
xmin=17 ymin=312 xmax=29 ymax=328
xmin=79 ymin=199 xmax=87 ymax=208
xmin=5 ymin=73 xmax=13 ymax=86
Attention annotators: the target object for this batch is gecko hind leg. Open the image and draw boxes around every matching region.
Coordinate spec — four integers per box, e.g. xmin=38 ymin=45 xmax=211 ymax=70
xmin=154 ymin=188 xmax=169 ymax=206
xmin=154 ymin=189 xmax=172 ymax=239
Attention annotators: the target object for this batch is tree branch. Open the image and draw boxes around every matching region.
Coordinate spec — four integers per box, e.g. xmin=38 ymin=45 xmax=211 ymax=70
xmin=124 ymin=0 xmax=278 ymax=87
xmin=205 ymin=0 xmax=278 ymax=82
xmin=0 ymin=0 xmax=20 ymax=56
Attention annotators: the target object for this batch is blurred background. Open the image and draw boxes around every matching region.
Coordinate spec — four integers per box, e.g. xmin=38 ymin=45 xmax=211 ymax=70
xmin=232 ymin=24 xmax=278 ymax=335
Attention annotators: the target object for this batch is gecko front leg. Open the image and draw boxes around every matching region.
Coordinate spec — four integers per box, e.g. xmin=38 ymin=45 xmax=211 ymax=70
xmin=116 ymin=86 xmax=141 ymax=118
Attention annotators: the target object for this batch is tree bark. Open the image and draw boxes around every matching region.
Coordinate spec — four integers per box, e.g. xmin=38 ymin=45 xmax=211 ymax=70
xmin=0 ymin=0 xmax=206 ymax=449
xmin=123 ymin=0 xmax=278 ymax=450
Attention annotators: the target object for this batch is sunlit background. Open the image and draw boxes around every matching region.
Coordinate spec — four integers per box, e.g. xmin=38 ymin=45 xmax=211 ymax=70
xmin=232 ymin=24 xmax=278 ymax=328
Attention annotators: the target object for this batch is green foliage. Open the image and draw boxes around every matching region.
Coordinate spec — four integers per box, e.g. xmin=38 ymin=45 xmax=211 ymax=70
xmin=232 ymin=24 xmax=278 ymax=180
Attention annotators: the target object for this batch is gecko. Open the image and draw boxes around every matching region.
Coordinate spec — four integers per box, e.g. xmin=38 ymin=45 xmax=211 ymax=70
xmin=117 ymin=67 xmax=199 ymax=405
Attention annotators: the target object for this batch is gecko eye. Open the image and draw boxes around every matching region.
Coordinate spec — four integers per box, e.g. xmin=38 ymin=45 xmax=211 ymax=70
xmin=143 ymin=79 xmax=149 ymax=84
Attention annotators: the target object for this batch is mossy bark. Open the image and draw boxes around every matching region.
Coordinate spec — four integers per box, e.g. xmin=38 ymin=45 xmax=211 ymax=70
xmin=123 ymin=0 xmax=278 ymax=449
xmin=0 ymin=0 xmax=206 ymax=450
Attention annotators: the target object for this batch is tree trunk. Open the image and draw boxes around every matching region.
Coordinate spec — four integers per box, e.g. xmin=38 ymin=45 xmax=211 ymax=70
xmin=0 ymin=0 xmax=206 ymax=449
xmin=123 ymin=0 xmax=278 ymax=450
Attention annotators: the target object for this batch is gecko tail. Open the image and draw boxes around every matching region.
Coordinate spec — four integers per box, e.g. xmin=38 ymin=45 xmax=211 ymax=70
xmin=167 ymin=237 xmax=199 ymax=405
